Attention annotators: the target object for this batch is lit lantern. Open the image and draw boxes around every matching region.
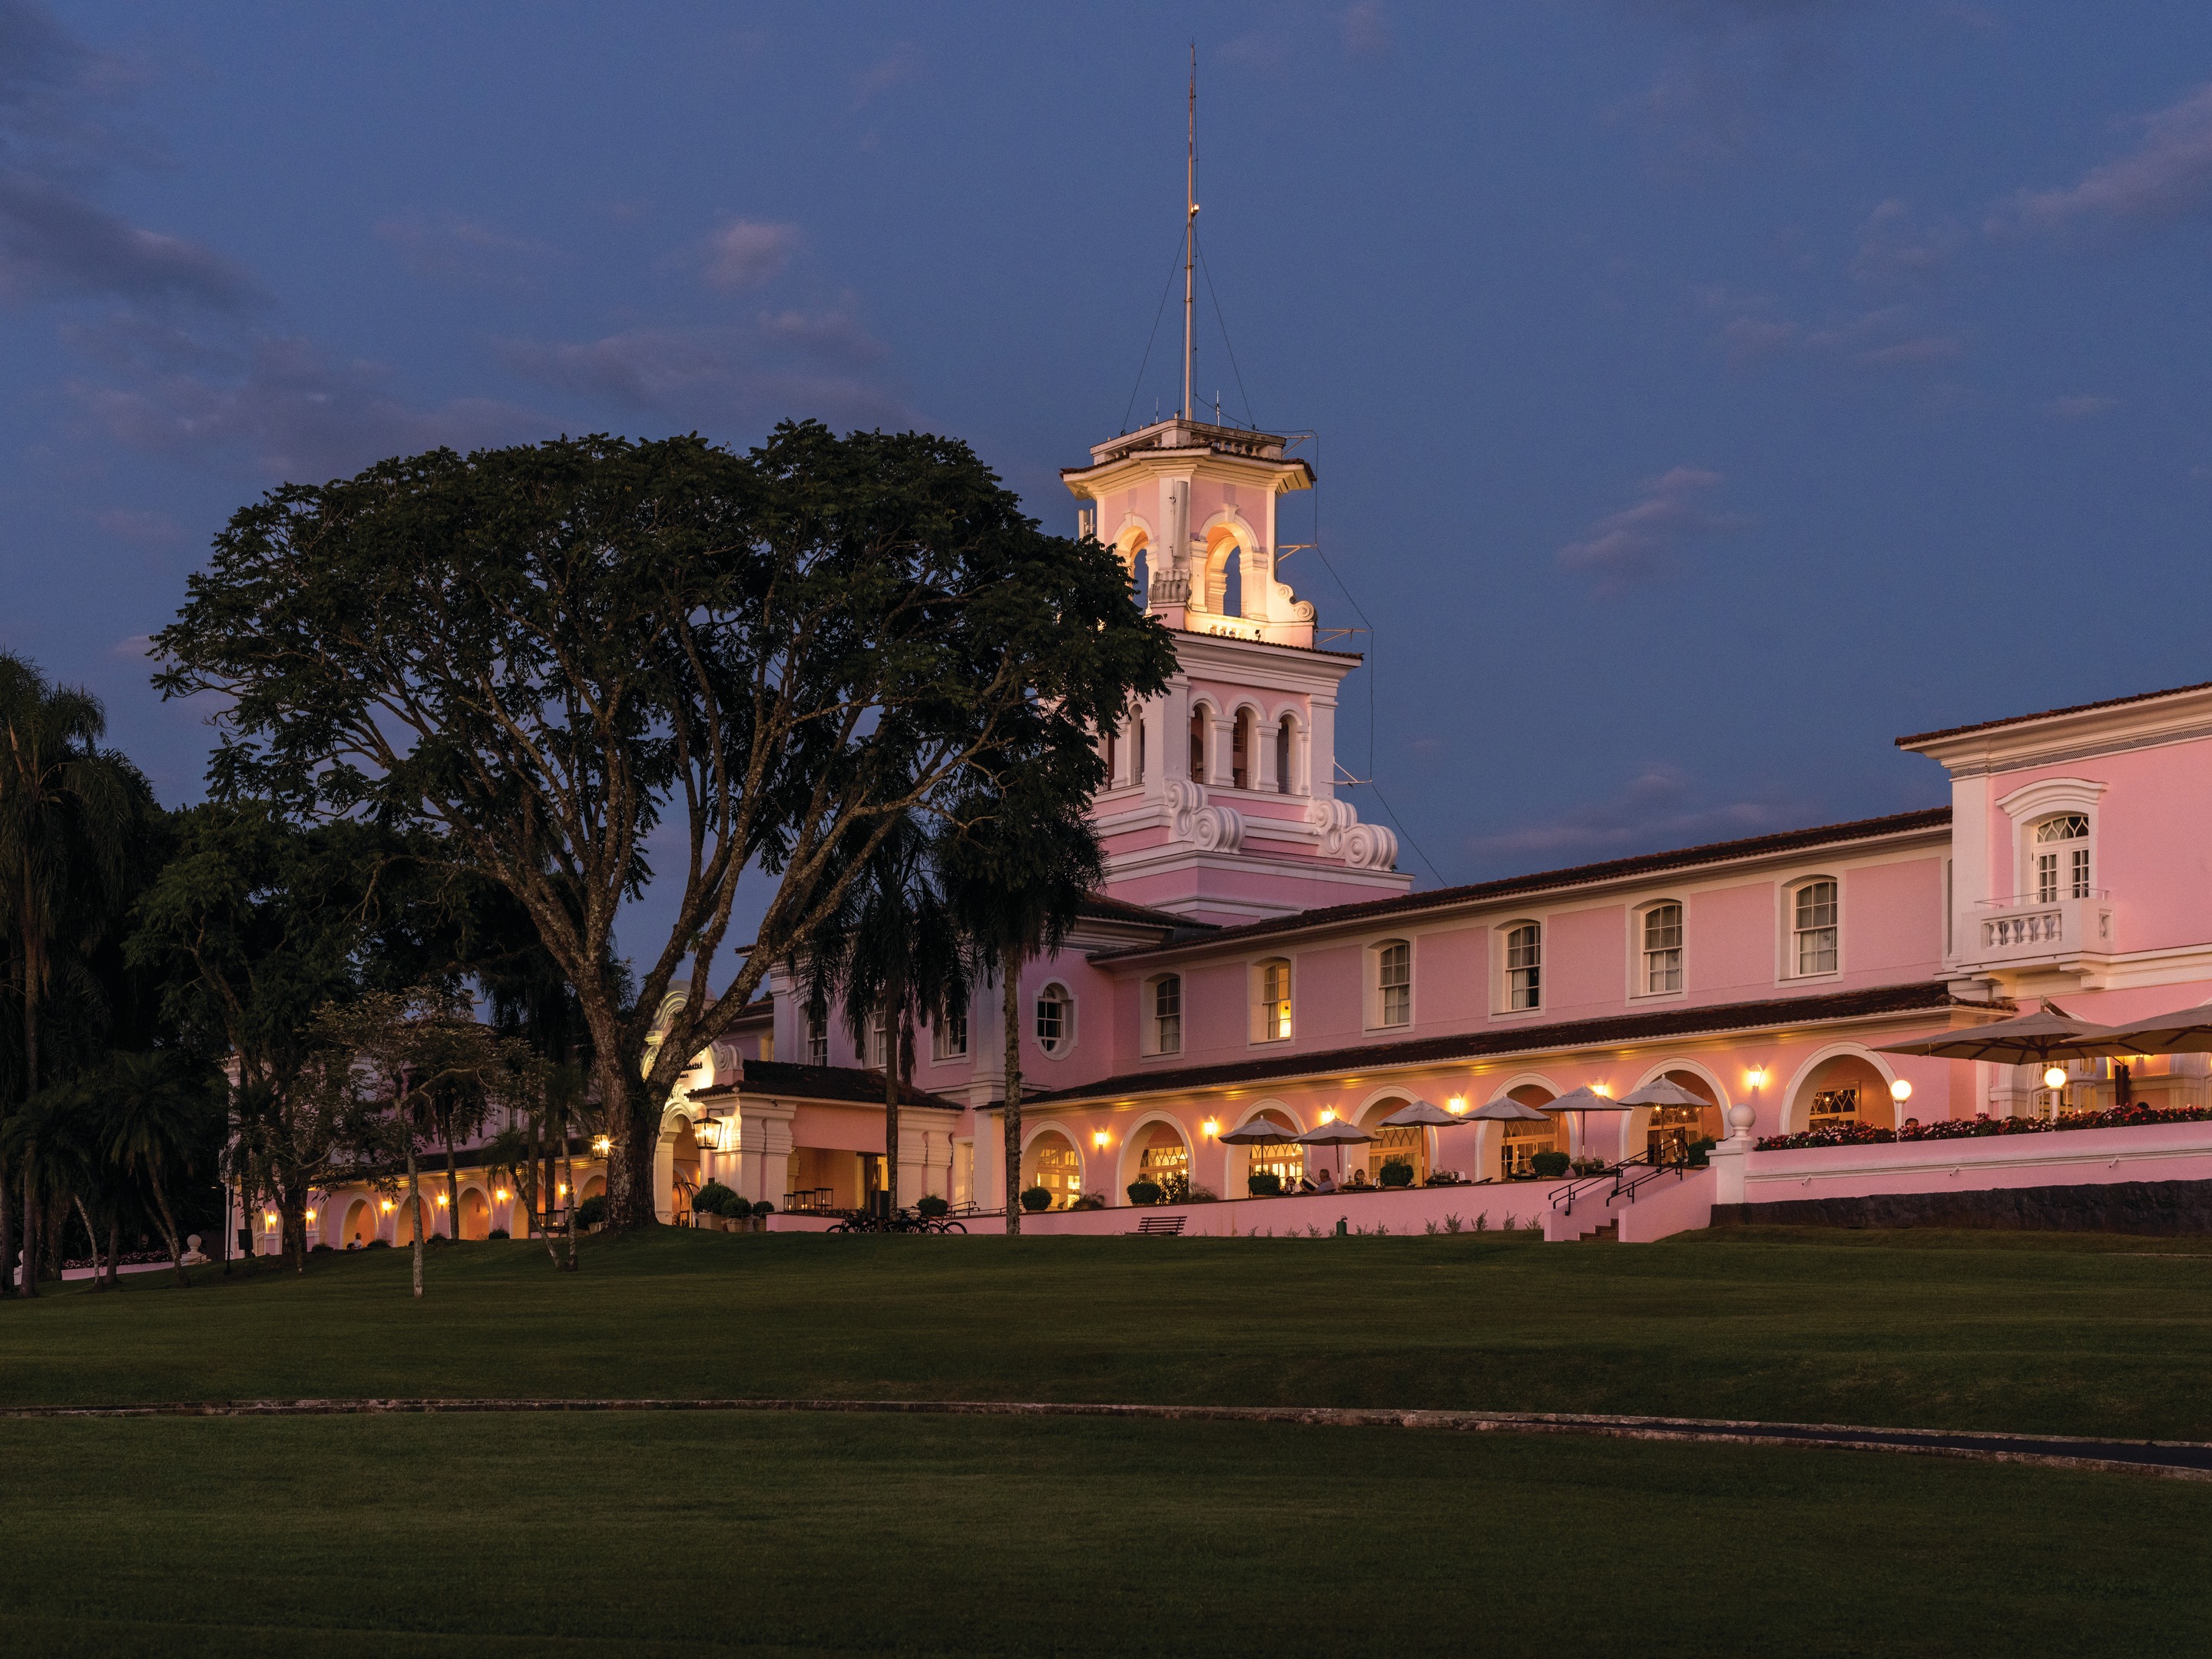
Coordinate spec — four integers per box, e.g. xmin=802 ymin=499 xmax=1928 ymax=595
xmin=2043 ymin=1065 xmax=2068 ymax=1091
xmin=379 ymin=1200 xmax=394 ymax=1214
xmin=495 ymin=1188 xmax=509 ymax=1202
xmin=1200 ymin=1118 xmax=1220 ymax=1137
xmin=435 ymin=1194 xmax=448 ymax=1207
xmin=1091 ymin=1129 xmax=1111 ymax=1149
xmin=1889 ymin=1079 xmax=1913 ymax=1105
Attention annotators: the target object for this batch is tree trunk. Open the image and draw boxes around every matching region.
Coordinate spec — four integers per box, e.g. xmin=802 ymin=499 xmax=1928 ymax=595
xmin=406 ymin=1141 xmax=425 ymax=1299
xmin=884 ymin=1012 xmax=901 ymax=1222
xmin=18 ymin=1164 xmax=37 ymax=1298
xmin=73 ymin=1195 xmax=101 ymax=1289
xmin=104 ymin=1214 xmax=119 ymax=1290
xmin=1002 ymin=956 xmax=1023 ymax=1237
xmin=561 ymin=1137 xmax=578 ymax=1272
xmin=443 ymin=1120 xmax=462 ymax=1244
xmin=603 ymin=1056 xmax=657 ymax=1233
xmin=0 ymin=1153 xmax=13 ymax=1297
xmin=149 ymin=1178 xmax=189 ymax=1288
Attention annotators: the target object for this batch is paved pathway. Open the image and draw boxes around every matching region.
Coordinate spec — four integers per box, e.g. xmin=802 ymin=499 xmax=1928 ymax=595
xmin=3 ymin=1395 xmax=2206 ymax=1481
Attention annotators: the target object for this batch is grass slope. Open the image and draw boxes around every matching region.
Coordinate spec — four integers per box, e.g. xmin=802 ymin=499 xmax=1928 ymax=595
xmin=2 ymin=1412 xmax=2206 ymax=1658
xmin=6 ymin=1227 xmax=2210 ymax=1439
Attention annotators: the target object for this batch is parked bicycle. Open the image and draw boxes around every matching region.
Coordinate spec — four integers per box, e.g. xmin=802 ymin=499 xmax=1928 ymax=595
xmin=825 ymin=1207 xmax=965 ymax=1235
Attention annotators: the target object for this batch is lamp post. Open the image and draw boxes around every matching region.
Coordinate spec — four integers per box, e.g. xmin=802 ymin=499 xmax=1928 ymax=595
xmin=2042 ymin=1064 xmax=2069 ymax=1121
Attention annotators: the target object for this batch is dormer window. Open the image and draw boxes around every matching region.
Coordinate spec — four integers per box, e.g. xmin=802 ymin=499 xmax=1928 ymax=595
xmin=2034 ymin=814 xmax=2091 ymax=902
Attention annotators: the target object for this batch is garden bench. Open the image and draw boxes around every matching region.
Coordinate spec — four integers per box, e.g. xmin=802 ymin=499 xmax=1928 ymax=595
xmin=1134 ymin=1216 xmax=1186 ymax=1236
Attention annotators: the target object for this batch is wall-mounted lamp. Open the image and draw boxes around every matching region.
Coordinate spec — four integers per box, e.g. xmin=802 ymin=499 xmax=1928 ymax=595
xmin=1091 ymin=1129 xmax=1111 ymax=1149
xmin=1889 ymin=1079 xmax=1913 ymax=1105
xmin=1746 ymin=1066 xmax=1768 ymax=1091
xmin=379 ymin=1200 xmax=395 ymax=1214
xmin=304 ymin=1209 xmax=316 ymax=1223
xmin=435 ymin=1193 xmax=449 ymax=1207
xmin=1200 ymin=1118 xmax=1220 ymax=1137
xmin=1591 ymin=1082 xmax=1610 ymax=1098
xmin=1319 ymin=1107 xmax=1337 ymax=1123
xmin=694 ymin=1118 xmax=724 ymax=1151
xmin=592 ymin=1135 xmax=612 ymax=1155
xmin=495 ymin=1188 xmax=510 ymax=1202
xmin=1446 ymin=1097 xmax=1467 ymax=1114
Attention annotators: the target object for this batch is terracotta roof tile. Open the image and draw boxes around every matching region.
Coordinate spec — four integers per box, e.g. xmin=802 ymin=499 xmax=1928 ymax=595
xmin=692 ymin=1061 xmax=962 ymax=1112
xmin=1896 ymin=678 xmax=2212 ymax=748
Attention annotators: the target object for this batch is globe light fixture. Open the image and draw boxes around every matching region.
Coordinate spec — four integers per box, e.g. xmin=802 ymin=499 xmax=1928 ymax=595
xmin=2043 ymin=1065 xmax=2068 ymax=1091
xmin=1889 ymin=1079 xmax=1913 ymax=1104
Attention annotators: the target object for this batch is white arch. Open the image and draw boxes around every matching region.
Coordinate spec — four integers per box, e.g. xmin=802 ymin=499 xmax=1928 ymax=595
xmin=1482 ymin=1071 xmax=1564 ymax=1107
xmin=1116 ymin=1109 xmax=1194 ymax=1198
xmin=1019 ymin=1118 xmax=1090 ymax=1204
xmin=1777 ymin=1041 xmax=1899 ymax=1136
xmin=1197 ymin=508 xmax=1263 ymax=618
xmin=1229 ymin=1099 xmax=1304 ymax=1136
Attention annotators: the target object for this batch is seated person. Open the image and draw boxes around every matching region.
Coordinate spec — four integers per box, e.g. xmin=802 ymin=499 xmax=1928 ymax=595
xmin=1296 ymin=1173 xmax=1318 ymax=1194
xmin=1313 ymin=1168 xmax=1337 ymax=1194
xmin=1347 ymin=1167 xmax=1369 ymax=1189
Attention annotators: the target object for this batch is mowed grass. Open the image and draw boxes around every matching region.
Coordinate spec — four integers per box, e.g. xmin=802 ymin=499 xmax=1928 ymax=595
xmin=5 ymin=1226 xmax=2210 ymax=1439
xmin=1 ymin=1410 xmax=2207 ymax=1658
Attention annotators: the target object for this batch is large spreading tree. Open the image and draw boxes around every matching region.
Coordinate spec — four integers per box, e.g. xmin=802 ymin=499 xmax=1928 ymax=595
xmin=155 ymin=422 xmax=1171 ymax=1230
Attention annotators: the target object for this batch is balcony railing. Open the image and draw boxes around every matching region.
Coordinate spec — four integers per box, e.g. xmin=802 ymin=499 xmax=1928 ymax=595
xmin=1959 ymin=890 xmax=2113 ymax=968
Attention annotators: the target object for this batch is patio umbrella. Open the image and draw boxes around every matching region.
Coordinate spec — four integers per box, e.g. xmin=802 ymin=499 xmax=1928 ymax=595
xmin=1378 ymin=1098 xmax=1465 ymax=1128
xmin=1293 ymin=1116 xmax=1376 ymax=1184
xmin=1539 ymin=1086 xmax=1633 ymax=1162
xmin=2085 ymin=1000 xmax=2212 ymax=1055
xmin=1218 ymin=1117 xmax=1298 ymax=1145
xmin=1614 ymin=1078 xmax=1711 ymax=1109
xmin=1876 ymin=1000 xmax=2124 ymax=1064
xmin=1468 ymin=1097 xmax=1552 ymax=1122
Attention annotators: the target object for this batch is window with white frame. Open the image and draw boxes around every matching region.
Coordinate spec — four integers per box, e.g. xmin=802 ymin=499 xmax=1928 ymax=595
xmin=866 ymin=1012 xmax=889 ymax=1069
xmin=1035 ymin=984 xmax=1074 ymax=1055
xmin=1275 ymin=718 xmax=1293 ymax=794
xmin=932 ymin=1007 xmax=968 ymax=1061
xmin=1376 ymin=940 xmax=1412 ymax=1028
xmin=806 ymin=1008 xmax=828 ymax=1067
xmin=2033 ymin=813 xmax=2091 ymax=903
xmin=1792 ymin=879 xmax=1839 ymax=976
xmin=1641 ymin=902 xmax=1684 ymax=995
xmin=1148 ymin=974 xmax=1183 ymax=1056
xmin=1505 ymin=922 xmax=1541 ymax=1011
xmin=1254 ymin=959 xmax=1293 ymax=1041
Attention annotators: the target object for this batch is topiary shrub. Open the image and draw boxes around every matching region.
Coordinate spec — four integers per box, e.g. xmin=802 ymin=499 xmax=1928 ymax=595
xmin=694 ymin=1180 xmax=738 ymax=1217
xmin=751 ymin=1200 xmax=776 ymax=1217
xmin=916 ymin=1194 xmax=949 ymax=1217
xmin=1528 ymin=1151 xmax=1571 ymax=1178
xmin=1019 ymin=1186 xmax=1053 ymax=1212
xmin=1126 ymin=1178 xmax=1164 ymax=1206
xmin=1070 ymin=1193 xmax=1108 ymax=1211
xmin=1247 ymin=1171 xmax=1283 ymax=1197
xmin=1379 ymin=1158 xmax=1415 ymax=1188
xmin=574 ymin=1194 xmax=607 ymax=1229
xmin=310 ymin=1242 xmax=333 ymax=1254
xmin=365 ymin=1237 xmax=391 ymax=1250
xmin=487 ymin=1227 xmax=509 ymax=1240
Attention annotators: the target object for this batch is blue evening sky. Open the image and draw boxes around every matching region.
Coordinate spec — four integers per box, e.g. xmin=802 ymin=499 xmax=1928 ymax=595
xmin=5 ymin=2 xmax=2211 ymax=936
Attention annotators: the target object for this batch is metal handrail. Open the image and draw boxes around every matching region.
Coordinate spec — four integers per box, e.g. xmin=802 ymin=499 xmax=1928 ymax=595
xmin=1548 ymin=1153 xmax=1641 ymax=1216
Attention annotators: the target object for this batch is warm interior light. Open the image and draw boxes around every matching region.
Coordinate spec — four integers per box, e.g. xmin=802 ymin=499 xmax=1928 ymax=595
xmin=2043 ymin=1065 xmax=2068 ymax=1091
xmin=1889 ymin=1079 xmax=1913 ymax=1104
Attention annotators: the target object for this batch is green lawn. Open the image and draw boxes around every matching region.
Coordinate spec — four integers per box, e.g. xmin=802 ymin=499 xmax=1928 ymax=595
xmin=1 ymin=1410 xmax=2205 ymax=1658
xmin=3 ymin=1229 xmax=2207 ymax=1656
xmin=5 ymin=1227 xmax=2210 ymax=1438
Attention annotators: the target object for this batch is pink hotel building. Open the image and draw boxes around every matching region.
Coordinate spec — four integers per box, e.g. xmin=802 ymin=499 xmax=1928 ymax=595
xmin=293 ymin=412 xmax=2212 ymax=1252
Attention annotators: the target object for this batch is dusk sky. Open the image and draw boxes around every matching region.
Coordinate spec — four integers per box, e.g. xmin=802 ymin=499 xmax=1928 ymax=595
xmin=8 ymin=2 xmax=2212 ymax=936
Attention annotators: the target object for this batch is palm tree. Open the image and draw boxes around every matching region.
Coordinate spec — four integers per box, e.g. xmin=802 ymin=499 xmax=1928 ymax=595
xmin=800 ymin=816 xmax=968 ymax=1216
xmin=0 ymin=653 xmax=152 ymax=1296
xmin=101 ymin=1050 xmax=214 ymax=1288
xmin=940 ymin=779 xmax=1103 ymax=1235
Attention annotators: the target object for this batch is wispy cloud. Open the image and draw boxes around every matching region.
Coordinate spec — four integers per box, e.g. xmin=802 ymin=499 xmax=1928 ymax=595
xmin=851 ymin=42 xmax=922 ymax=110
xmin=697 ymin=217 xmax=803 ymax=290
xmin=495 ymin=313 xmax=907 ymax=434
xmin=1999 ymin=81 xmax=2212 ymax=233
xmin=1848 ymin=197 xmax=1965 ymax=286
xmin=72 ymin=330 xmax=544 ymax=482
xmin=2046 ymin=393 xmax=2118 ymax=419
xmin=1557 ymin=466 xmax=1748 ymax=593
xmin=1462 ymin=763 xmax=1805 ymax=871
xmin=375 ymin=213 xmax=556 ymax=287
xmin=1701 ymin=288 xmax=1963 ymax=373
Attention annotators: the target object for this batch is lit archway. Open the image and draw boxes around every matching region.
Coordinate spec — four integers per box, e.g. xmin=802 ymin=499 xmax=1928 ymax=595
xmin=1019 ymin=1126 xmax=1085 ymax=1210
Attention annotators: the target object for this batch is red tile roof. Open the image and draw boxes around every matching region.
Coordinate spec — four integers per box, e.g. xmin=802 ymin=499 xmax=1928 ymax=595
xmin=1018 ymin=979 xmax=1993 ymax=1108
xmin=1090 ymin=806 xmax=1952 ymax=962
xmin=691 ymin=1061 xmax=963 ymax=1112
xmin=1896 ymin=679 xmax=2212 ymax=748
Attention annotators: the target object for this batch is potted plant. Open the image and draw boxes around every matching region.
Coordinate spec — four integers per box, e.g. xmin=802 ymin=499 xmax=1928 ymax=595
xmin=1247 ymin=1171 xmax=1283 ymax=1197
xmin=1126 ymin=1177 xmax=1164 ymax=1206
xmin=916 ymin=1194 xmax=950 ymax=1219
xmin=1379 ymin=1158 xmax=1415 ymax=1188
xmin=1019 ymin=1186 xmax=1054 ymax=1212
xmin=574 ymin=1194 xmax=607 ymax=1231
xmin=1528 ymin=1151 xmax=1571 ymax=1179
xmin=1071 ymin=1192 xmax=1108 ymax=1211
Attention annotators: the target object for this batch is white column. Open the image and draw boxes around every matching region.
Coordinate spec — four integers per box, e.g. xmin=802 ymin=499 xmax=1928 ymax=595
xmin=973 ymin=1110 xmax=1003 ymax=1212
xmin=1208 ymin=714 xmax=1235 ymax=788
xmin=738 ymin=1101 xmax=797 ymax=1207
xmin=1308 ymin=692 xmax=1338 ymax=799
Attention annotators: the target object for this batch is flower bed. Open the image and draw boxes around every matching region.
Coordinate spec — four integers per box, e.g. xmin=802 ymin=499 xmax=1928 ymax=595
xmin=1756 ymin=1101 xmax=2212 ymax=1151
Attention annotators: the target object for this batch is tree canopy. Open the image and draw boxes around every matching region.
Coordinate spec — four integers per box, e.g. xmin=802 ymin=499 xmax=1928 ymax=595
xmin=154 ymin=422 xmax=1174 ymax=1228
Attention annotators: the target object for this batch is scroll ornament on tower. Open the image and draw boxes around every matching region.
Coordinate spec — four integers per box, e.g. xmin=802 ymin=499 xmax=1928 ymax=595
xmin=1306 ymin=797 xmax=1399 ymax=871
xmin=1167 ymin=779 xmax=1244 ymax=853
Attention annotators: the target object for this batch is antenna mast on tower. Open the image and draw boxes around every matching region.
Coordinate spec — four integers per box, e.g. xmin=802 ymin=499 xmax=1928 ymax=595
xmin=1182 ymin=44 xmax=1197 ymax=422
